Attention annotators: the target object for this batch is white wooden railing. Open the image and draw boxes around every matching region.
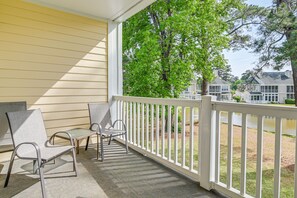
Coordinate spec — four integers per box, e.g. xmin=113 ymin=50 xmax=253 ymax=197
xmin=113 ymin=95 xmax=201 ymax=181
xmin=113 ymin=95 xmax=297 ymax=198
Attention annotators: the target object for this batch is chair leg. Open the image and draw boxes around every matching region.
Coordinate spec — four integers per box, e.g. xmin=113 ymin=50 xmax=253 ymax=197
xmin=37 ymin=161 xmax=47 ymax=198
xmin=125 ymin=132 xmax=128 ymax=154
xmin=4 ymin=150 xmax=16 ymax=187
xmin=108 ymin=135 xmax=112 ymax=145
xmin=71 ymin=147 xmax=78 ymax=176
xmin=85 ymin=136 xmax=90 ymax=151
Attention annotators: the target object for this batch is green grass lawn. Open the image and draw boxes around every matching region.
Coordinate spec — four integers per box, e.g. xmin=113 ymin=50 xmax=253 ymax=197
xmin=139 ymin=123 xmax=295 ymax=198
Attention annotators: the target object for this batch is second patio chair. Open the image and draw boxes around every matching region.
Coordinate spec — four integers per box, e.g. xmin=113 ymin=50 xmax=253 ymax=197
xmin=87 ymin=103 xmax=128 ymax=161
xmin=4 ymin=109 xmax=77 ymax=198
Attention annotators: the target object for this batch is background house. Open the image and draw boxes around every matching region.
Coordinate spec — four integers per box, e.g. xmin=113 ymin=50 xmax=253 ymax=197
xmin=243 ymin=70 xmax=294 ymax=103
xmin=180 ymin=71 xmax=232 ymax=101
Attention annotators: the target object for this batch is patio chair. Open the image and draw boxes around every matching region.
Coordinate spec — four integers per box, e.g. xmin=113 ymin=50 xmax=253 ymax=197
xmin=4 ymin=109 xmax=77 ymax=198
xmin=0 ymin=101 xmax=27 ymax=152
xmin=87 ymin=103 xmax=128 ymax=161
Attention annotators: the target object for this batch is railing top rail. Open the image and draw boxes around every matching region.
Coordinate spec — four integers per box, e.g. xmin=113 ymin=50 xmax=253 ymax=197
xmin=113 ymin=95 xmax=201 ymax=107
xmin=213 ymin=101 xmax=297 ymax=119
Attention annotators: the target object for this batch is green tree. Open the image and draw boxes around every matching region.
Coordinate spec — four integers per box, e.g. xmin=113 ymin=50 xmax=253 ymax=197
xmin=253 ymin=0 xmax=297 ymax=105
xmin=123 ymin=0 xmax=244 ymax=98
xmin=123 ymin=0 xmax=194 ymax=98
xmin=189 ymin=0 xmax=243 ymax=95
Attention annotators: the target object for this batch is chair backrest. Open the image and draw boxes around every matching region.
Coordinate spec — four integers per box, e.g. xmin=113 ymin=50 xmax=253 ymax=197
xmin=0 ymin=101 xmax=26 ymax=151
xmin=6 ymin=109 xmax=48 ymax=150
xmin=88 ymin=103 xmax=112 ymax=128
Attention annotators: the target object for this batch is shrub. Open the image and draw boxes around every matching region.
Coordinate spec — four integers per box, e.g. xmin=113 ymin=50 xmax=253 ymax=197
xmin=233 ymin=95 xmax=241 ymax=103
xmin=285 ymin=98 xmax=295 ymax=104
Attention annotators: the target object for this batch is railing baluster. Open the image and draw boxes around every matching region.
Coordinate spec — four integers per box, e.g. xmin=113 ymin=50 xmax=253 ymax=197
xmin=182 ymin=106 xmax=186 ymax=167
xmin=130 ymin=102 xmax=133 ymax=143
xmin=295 ymin=121 xmax=297 ymax=198
xmin=240 ymin=113 xmax=247 ymax=196
xmin=227 ymin=111 xmax=233 ymax=189
xmin=120 ymin=101 xmax=124 ymax=139
xmin=274 ymin=117 xmax=282 ymax=198
xmin=162 ymin=105 xmax=165 ymax=158
xmin=215 ymin=110 xmax=221 ymax=183
xmin=174 ymin=106 xmax=178 ymax=164
xmin=168 ymin=105 xmax=172 ymax=161
xmin=156 ymin=105 xmax=160 ymax=156
xmin=146 ymin=104 xmax=149 ymax=151
xmin=133 ymin=102 xmax=136 ymax=145
xmin=141 ymin=103 xmax=145 ymax=149
xmin=190 ymin=107 xmax=194 ymax=171
xmin=119 ymin=101 xmax=123 ymax=130
xmin=137 ymin=103 xmax=140 ymax=147
xmin=256 ymin=115 xmax=264 ymax=198
xmin=151 ymin=104 xmax=154 ymax=153
xmin=126 ymin=102 xmax=130 ymax=143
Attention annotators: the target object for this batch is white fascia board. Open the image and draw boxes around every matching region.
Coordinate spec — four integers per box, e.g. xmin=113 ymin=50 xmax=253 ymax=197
xmin=113 ymin=0 xmax=156 ymax=22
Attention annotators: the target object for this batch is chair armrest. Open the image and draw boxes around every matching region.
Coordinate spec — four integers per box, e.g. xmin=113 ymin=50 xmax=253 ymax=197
xmin=15 ymin=142 xmax=41 ymax=160
xmin=112 ymin=119 xmax=127 ymax=131
xmin=49 ymin=131 xmax=75 ymax=147
xmin=90 ymin=123 xmax=103 ymax=135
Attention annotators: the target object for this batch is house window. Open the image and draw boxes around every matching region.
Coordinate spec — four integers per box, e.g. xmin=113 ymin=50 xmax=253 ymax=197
xmin=262 ymin=86 xmax=278 ymax=93
xmin=221 ymin=85 xmax=229 ymax=92
xmin=287 ymin=86 xmax=294 ymax=93
xmin=287 ymin=94 xmax=295 ymax=99
xmin=251 ymin=95 xmax=262 ymax=101
xmin=264 ymin=93 xmax=279 ymax=102
xmin=209 ymin=86 xmax=220 ymax=93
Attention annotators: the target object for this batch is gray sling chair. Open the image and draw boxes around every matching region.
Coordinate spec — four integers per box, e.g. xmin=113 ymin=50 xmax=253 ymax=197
xmin=0 ymin=101 xmax=27 ymax=152
xmin=4 ymin=109 xmax=77 ymax=198
xmin=87 ymin=103 xmax=128 ymax=161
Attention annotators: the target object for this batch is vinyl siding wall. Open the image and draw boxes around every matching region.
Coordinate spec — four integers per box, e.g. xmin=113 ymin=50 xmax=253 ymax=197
xmin=0 ymin=0 xmax=108 ymax=136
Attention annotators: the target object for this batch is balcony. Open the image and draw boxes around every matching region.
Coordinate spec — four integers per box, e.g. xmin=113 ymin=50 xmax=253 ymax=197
xmin=0 ymin=140 xmax=220 ymax=198
xmin=1 ymin=96 xmax=297 ymax=197
xmin=1 ymin=1 xmax=297 ymax=197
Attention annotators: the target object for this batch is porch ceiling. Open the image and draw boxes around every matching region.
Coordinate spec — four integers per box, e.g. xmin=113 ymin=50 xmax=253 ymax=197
xmin=25 ymin=0 xmax=155 ymax=22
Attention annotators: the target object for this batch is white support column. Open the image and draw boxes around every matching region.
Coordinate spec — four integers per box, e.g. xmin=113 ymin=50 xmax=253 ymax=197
xmin=200 ymin=95 xmax=216 ymax=190
xmin=108 ymin=21 xmax=123 ymax=120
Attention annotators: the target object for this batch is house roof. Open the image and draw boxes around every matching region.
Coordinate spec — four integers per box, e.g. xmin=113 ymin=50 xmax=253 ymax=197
xmin=25 ymin=0 xmax=155 ymax=22
xmin=253 ymin=71 xmax=293 ymax=85
xmin=211 ymin=76 xmax=230 ymax=85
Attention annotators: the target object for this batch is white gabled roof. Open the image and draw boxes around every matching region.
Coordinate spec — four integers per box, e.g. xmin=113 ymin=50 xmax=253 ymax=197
xmin=25 ymin=0 xmax=155 ymax=22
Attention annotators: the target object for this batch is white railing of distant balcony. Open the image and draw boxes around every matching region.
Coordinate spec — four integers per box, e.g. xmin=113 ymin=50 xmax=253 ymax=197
xmin=113 ymin=95 xmax=297 ymax=198
xmin=113 ymin=96 xmax=201 ymax=181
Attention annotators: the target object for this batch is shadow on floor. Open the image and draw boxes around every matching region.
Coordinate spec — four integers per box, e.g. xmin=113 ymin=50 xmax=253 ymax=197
xmin=79 ymin=141 xmax=223 ymax=198
xmin=0 ymin=174 xmax=38 ymax=198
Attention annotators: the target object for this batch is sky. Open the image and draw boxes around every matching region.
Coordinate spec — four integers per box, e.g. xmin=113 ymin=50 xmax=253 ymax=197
xmin=224 ymin=0 xmax=290 ymax=77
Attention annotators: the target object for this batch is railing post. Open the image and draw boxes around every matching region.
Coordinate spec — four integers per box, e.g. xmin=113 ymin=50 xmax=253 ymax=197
xmin=200 ymin=95 xmax=216 ymax=190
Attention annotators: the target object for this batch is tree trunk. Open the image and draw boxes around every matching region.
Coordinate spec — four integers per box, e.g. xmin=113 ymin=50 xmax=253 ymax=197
xmin=201 ymin=77 xmax=208 ymax=95
xmin=292 ymin=64 xmax=297 ymax=106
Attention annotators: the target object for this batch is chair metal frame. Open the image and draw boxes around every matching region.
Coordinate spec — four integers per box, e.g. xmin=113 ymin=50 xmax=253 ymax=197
xmin=4 ymin=109 xmax=77 ymax=198
xmin=87 ymin=103 xmax=128 ymax=161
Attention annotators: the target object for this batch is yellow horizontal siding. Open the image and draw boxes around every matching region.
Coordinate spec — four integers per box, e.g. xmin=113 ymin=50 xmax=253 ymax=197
xmin=0 ymin=0 xmax=108 ymax=136
xmin=0 ymin=41 xmax=106 ymax=57
xmin=0 ymin=1 xmax=105 ymax=27
xmin=0 ymin=32 xmax=106 ymax=51
xmin=0 ymin=79 xmax=107 ymax=89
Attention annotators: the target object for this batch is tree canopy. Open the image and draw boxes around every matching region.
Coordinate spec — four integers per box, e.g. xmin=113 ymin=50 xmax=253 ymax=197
xmin=252 ymin=0 xmax=297 ymax=105
xmin=123 ymin=0 xmax=244 ymax=98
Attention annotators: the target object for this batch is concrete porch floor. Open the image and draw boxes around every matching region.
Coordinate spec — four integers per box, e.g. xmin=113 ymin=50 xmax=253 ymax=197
xmin=0 ymin=141 xmax=224 ymax=198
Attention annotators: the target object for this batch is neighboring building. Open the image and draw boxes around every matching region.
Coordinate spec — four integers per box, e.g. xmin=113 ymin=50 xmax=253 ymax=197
xmin=208 ymin=76 xmax=232 ymax=101
xmin=180 ymin=72 xmax=232 ymax=101
xmin=243 ymin=70 xmax=294 ymax=103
